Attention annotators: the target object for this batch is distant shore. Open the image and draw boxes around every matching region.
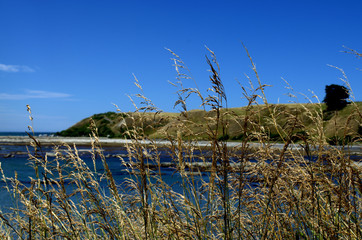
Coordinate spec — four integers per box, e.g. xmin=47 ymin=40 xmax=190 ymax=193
xmin=0 ymin=135 xmax=361 ymax=155
xmin=0 ymin=135 xmax=137 ymax=147
xmin=0 ymin=135 xmax=251 ymax=147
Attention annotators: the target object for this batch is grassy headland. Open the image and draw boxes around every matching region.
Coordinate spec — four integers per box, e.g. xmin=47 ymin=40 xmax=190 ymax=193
xmin=57 ymin=102 xmax=362 ymax=145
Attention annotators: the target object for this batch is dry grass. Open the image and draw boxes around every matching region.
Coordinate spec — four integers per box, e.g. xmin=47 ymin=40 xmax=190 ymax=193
xmin=0 ymin=47 xmax=361 ymax=239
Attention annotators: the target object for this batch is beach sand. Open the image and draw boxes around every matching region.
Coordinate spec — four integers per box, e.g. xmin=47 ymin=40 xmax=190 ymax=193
xmin=0 ymin=135 xmax=361 ymax=155
xmin=0 ymin=135 xmax=161 ymax=147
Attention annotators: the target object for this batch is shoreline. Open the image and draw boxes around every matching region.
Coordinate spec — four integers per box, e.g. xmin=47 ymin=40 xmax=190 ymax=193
xmin=0 ymin=135 xmax=361 ymax=154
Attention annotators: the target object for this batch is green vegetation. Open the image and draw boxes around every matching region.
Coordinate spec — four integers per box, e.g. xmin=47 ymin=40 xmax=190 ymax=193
xmin=0 ymin=47 xmax=361 ymax=239
xmin=57 ymin=102 xmax=362 ymax=144
xmin=323 ymin=84 xmax=350 ymax=111
xmin=57 ymin=112 xmax=131 ymax=138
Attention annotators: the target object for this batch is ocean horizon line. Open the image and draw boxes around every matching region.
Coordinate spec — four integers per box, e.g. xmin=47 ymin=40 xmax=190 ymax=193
xmin=0 ymin=131 xmax=56 ymax=137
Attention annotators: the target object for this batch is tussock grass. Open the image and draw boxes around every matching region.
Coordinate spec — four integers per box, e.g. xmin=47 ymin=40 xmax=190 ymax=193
xmin=0 ymin=47 xmax=361 ymax=239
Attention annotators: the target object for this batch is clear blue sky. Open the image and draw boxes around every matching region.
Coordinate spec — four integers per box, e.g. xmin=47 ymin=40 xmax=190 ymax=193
xmin=1 ymin=0 xmax=361 ymax=132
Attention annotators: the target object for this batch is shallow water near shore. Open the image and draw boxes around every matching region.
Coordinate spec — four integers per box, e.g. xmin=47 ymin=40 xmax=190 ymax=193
xmin=1 ymin=142 xmax=360 ymax=210
xmin=0 ymin=144 xmax=209 ymax=211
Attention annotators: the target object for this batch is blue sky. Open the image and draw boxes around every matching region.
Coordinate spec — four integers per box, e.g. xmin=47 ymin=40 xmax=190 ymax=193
xmin=1 ymin=0 xmax=361 ymax=132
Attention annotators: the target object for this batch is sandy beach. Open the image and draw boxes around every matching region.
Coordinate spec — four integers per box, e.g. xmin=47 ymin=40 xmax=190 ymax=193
xmin=0 ymin=135 xmax=361 ymax=155
xmin=0 ymin=135 xmax=134 ymax=146
xmin=0 ymin=135 xmax=249 ymax=148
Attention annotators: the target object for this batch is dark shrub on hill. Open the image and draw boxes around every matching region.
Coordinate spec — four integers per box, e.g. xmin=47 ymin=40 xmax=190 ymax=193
xmin=323 ymin=84 xmax=349 ymax=111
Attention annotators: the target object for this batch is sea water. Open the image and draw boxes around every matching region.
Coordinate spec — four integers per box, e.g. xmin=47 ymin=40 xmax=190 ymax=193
xmin=0 ymin=143 xmax=208 ymax=211
xmin=0 ymin=132 xmax=56 ymax=137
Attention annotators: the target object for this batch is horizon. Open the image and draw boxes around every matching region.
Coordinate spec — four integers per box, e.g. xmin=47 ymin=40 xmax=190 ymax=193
xmin=1 ymin=0 xmax=361 ymax=132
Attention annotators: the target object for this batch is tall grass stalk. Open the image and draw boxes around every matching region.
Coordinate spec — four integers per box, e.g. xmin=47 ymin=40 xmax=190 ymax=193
xmin=0 ymin=46 xmax=361 ymax=239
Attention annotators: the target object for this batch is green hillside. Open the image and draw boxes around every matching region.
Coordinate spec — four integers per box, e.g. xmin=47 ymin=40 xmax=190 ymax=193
xmin=57 ymin=102 xmax=362 ymax=144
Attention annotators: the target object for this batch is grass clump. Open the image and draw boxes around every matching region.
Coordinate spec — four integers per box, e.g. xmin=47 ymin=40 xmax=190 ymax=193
xmin=0 ymin=46 xmax=361 ymax=239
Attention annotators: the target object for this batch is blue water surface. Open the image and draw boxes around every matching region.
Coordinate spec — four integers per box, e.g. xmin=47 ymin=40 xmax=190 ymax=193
xmin=0 ymin=144 xmax=209 ymax=211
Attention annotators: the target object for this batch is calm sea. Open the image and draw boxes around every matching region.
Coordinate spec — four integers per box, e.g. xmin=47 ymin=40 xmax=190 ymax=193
xmin=0 ymin=141 xmax=206 ymax=211
xmin=0 ymin=132 xmax=56 ymax=137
